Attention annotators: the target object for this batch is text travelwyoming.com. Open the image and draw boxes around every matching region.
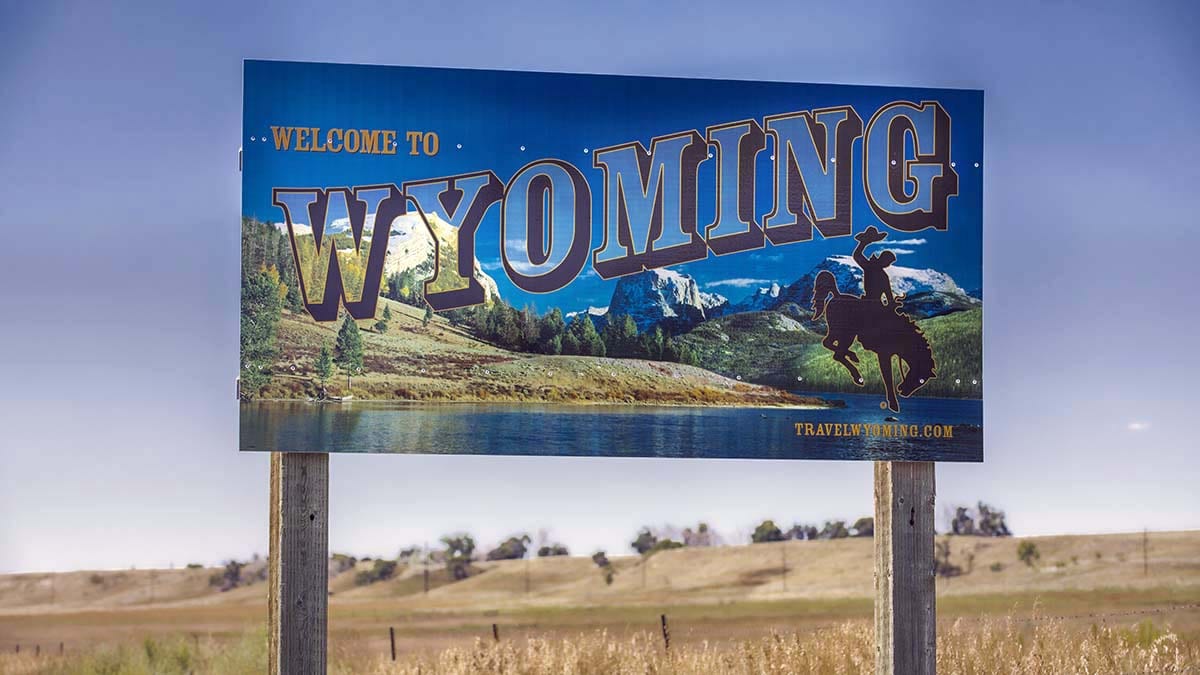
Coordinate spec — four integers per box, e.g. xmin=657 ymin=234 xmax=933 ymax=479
xmin=794 ymin=422 xmax=955 ymax=438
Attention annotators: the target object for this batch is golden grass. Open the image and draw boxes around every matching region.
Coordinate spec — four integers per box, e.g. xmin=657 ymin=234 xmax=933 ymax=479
xmin=347 ymin=616 xmax=1199 ymax=674
xmin=3 ymin=617 xmax=1194 ymax=674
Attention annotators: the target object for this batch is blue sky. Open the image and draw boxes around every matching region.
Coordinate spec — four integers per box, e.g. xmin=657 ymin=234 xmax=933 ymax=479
xmin=1 ymin=0 xmax=1198 ymax=572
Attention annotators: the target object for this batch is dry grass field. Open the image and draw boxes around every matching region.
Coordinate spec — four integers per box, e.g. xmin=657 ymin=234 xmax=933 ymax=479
xmin=0 ymin=531 xmax=1197 ymax=672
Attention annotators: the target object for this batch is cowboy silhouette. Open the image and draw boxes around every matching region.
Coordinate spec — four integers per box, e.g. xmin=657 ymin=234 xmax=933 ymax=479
xmin=853 ymin=226 xmax=900 ymax=309
xmin=812 ymin=227 xmax=936 ymax=412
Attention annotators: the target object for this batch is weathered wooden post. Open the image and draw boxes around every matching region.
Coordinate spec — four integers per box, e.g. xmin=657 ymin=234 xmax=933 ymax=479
xmin=874 ymin=461 xmax=936 ymax=675
xmin=268 ymin=452 xmax=329 ymax=674
xmin=389 ymin=626 xmax=396 ymax=661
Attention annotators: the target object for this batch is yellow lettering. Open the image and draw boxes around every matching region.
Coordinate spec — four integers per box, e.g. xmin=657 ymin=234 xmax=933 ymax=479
xmin=295 ymin=128 xmax=311 ymax=152
xmin=423 ymin=131 xmax=439 ymax=156
xmin=406 ymin=130 xmax=422 ymax=155
xmin=327 ymin=129 xmax=343 ymax=153
xmin=311 ymin=127 xmax=326 ymax=152
xmin=344 ymin=129 xmax=360 ymax=153
xmin=360 ymin=129 xmax=380 ymax=154
xmin=381 ymin=130 xmax=397 ymax=155
xmin=271 ymin=126 xmax=293 ymax=150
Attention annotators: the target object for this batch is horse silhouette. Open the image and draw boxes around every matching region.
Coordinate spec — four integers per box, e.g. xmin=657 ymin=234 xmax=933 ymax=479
xmin=811 ymin=269 xmax=936 ymax=412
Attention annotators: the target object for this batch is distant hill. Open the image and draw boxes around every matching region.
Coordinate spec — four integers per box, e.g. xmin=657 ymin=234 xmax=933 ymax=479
xmin=2 ymin=531 xmax=1194 ymax=613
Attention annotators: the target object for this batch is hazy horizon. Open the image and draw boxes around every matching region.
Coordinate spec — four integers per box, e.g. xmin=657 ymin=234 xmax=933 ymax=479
xmin=2 ymin=0 xmax=1198 ymax=574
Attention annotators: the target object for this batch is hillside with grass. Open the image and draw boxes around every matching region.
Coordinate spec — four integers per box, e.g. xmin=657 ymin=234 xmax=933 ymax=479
xmin=677 ymin=308 xmax=982 ymax=399
xmin=255 ymin=297 xmax=826 ymax=408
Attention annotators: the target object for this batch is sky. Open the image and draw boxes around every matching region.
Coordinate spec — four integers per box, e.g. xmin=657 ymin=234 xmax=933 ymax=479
xmin=1 ymin=0 xmax=1198 ymax=573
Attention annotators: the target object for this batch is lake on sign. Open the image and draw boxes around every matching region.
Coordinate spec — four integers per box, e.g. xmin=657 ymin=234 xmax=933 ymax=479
xmin=240 ymin=393 xmax=982 ymax=462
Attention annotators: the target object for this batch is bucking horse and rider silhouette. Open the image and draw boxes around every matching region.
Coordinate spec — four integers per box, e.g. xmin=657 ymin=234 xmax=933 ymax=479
xmin=812 ymin=226 xmax=936 ymax=413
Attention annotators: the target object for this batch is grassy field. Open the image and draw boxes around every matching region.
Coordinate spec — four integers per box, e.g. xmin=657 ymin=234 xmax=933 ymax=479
xmin=0 ymin=532 xmax=1197 ymax=672
xmin=257 ymin=298 xmax=824 ymax=408
xmin=676 ymin=307 xmax=983 ymax=399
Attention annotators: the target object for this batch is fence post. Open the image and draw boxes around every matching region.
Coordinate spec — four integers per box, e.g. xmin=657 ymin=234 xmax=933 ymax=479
xmin=874 ymin=461 xmax=936 ymax=675
xmin=492 ymin=623 xmax=500 ymax=642
xmin=389 ymin=626 xmax=396 ymax=661
xmin=268 ymin=452 xmax=329 ymax=674
xmin=660 ymin=614 xmax=670 ymax=651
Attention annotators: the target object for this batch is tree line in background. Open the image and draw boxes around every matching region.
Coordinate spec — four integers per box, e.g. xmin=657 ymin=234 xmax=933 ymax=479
xmin=445 ymin=303 xmax=703 ymax=366
xmin=383 ymin=263 xmax=702 ymax=365
xmin=320 ymin=503 xmax=1011 ymax=589
xmin=202 ymin=503 xmax=1022 ymax=591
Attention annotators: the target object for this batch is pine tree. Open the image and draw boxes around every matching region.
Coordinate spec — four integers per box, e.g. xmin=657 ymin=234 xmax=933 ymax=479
xmin=539 ymin=308 xmax=566 ymax=354
xmin=315 ymin=344 xmax=333 ymax=388
xmin=644 ymin=326 xmax=665 ymax=361
xmin=240 ymin=270 xmax=282 ymax=398
xmin=568 ymin=314 xmax=605 ymax=357
xmin=335 ymin=315 xmax=364 ymax=389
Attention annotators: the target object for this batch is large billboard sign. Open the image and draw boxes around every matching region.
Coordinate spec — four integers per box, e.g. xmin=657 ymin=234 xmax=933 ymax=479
xmin=240 ymin=60 xmax=983 ymax=461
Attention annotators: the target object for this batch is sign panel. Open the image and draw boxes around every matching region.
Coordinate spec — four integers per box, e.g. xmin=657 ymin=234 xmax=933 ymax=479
xmin=240 ymin=60 xmax=983 ymax=461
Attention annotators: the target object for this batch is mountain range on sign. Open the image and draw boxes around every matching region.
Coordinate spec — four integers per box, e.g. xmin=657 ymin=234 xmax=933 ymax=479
xmin=571 ymin=256 xmax=981 ymax=335
xmin=318 ymin=211 xmax=980 ymax=334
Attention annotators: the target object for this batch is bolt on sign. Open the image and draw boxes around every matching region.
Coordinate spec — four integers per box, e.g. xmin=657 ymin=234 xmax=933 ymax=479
xmin=240 ymin=60 xmax=983 ymax=461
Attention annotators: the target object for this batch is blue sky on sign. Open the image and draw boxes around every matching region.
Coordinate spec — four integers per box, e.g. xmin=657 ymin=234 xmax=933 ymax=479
xmin=0 ymin=0 xmax=1198 ymax=572
xmin=241 ymin=61 xmax=984 ymax=311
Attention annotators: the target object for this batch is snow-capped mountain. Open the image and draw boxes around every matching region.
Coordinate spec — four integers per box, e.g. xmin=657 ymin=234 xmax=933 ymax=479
xmin=576 ymin=253 xmax=978 ymax=335
xmin=383 ymin=212 xmax=502 ymax=302
xmin=776 ymin=255 xmax=971 ymax=318
xmin=602 ymin=268 xmax=729 ymax=332
xmin=729 ymin=282 xmax=782 ymax=314
xmin=274 ymin=212 xmax=502 ymax=303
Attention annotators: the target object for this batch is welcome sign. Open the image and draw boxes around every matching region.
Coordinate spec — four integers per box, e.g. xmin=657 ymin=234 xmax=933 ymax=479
xmin=240 ymin=60 xmax=983 ymax=461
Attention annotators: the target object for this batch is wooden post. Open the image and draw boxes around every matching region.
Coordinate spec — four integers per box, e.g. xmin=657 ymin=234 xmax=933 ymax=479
xmin=268 ymin=452 xmax=329 ymax=675
xmin=660 ymin=614 xmax=670 ymax=651
xmin=874 ymin=461 xmax=936 ymax=675
xmin=492 ymin=623 xmax=500 ymax=642
xmin=389 ymin=626 xmax=396 ymax=661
